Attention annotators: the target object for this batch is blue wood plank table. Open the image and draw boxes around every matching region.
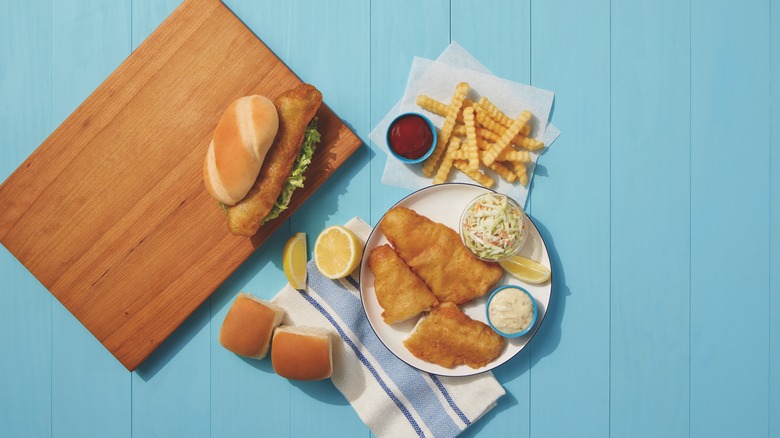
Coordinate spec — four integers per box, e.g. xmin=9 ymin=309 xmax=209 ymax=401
xmin=1 ymin=0 xmax=777 ymax=437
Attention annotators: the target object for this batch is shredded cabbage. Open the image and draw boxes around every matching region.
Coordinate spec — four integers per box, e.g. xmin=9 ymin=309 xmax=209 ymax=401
xmin=260 ymin=117 xmax=321 ymax=225
xmin=461 ymin=193 xmax=524 ymax=260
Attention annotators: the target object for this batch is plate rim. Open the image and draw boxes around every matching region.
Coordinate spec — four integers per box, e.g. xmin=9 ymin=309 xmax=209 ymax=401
xmin=358 ymin=182 xmax=554 ymax=377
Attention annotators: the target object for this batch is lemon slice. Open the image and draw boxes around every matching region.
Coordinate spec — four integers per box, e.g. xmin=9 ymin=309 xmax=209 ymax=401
xmin=499 ymin=255 xmax=551 ymax=284
xmin=282 ymin=232 xmax=308 ymax=289
xmin=314 ymin=226 xmax=362 ymax=279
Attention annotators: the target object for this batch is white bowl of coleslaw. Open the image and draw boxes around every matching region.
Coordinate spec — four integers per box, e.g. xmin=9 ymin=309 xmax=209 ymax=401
xmin=459 ymin=193 xmax=528 ymax=262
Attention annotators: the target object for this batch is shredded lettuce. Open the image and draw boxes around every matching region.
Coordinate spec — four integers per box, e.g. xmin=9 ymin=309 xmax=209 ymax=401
xmin=260 ymin=117 xmax=321 ymax=225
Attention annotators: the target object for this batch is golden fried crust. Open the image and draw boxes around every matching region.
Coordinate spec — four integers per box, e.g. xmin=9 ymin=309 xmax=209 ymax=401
xmin=379 ymin=207 xmax=504 ymax=304
xmin=227 ymin=84 xmax=323 ymax=236
xmin=403 ymin=302 xmax=505 ymax=368
xmin=369 ymin=244 xmax=439 ymax=324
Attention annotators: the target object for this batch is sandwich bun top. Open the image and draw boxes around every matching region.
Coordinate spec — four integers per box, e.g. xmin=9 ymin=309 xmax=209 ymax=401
xmin=203 ymin=95 xmax=279 ymax=205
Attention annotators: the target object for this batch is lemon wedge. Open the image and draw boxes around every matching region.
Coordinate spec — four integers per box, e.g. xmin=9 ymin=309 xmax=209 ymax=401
xmin=499 ymin=255 xmax=551 ymax=284
xmin=314 ymin=226 xmax=362 ymax=279
xmin=282 ymin=232 xmax=308 ymax=289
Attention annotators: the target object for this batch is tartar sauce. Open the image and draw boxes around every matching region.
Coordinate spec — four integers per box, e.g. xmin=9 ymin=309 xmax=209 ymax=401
xmin=488 ymin=288 xmax=534 ymax=334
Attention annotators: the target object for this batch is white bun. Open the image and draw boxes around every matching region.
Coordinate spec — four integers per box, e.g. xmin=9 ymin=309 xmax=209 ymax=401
xmin=203 ymin=95 xmax=279 ymax=205
xmin=271 ymin=326 xmax=333 ymax=380
xmin=219 ymin=293 xmax=284 ymax=359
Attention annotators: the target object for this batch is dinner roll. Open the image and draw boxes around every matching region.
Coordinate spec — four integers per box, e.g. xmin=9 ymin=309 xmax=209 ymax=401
xmin=203 ymin=95 xmax=279 ymax=205
xmin=271 ymin=326 xmax=333 ymax=380
xmin=219 ymin=293 xmax=284 ymax=359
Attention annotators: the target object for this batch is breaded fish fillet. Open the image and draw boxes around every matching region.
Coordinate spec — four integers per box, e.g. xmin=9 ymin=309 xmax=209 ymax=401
xmin=227 ymin=84 xmax=323 ymax=236
xmin=369 ymin=244 xmax=439 ymax=324
xmin=379 ymin=207 xmax=503 ymax=305
xmin=404 ymin=302 xmax=504 ymax=368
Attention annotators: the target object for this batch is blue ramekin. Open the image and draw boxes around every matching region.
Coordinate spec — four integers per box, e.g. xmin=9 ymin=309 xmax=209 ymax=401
xmin=385 ymin=112 xmax=438 ymax=164
xmin=485 ymin=285 xmax=538 ymax=338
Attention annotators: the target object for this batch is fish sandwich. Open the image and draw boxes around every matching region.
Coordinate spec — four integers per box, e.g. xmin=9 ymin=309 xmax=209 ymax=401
xmin=203 ymin=84 xmax=323 ymax=236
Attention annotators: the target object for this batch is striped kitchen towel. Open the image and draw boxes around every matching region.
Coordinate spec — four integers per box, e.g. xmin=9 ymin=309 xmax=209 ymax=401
xmin=273 ymin=217 xmax=505 ymax=438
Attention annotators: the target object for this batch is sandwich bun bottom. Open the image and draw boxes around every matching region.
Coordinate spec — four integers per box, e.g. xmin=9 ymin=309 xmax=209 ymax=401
xmin=219 ymin=293 xmax=284 ymax=359
xmin=271 ymin=326 xmax=333 ymax=381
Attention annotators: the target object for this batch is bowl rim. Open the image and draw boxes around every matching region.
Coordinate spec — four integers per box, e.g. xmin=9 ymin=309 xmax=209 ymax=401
xmin=485 ymin=284 xmax=538 ymax=338
xmin=385 ymin=112 xmax=438 ymax=164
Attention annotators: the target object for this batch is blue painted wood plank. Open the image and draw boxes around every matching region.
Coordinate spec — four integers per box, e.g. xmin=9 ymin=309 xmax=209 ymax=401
xmin=280 ymin=0 xmax=372 ymax=240
xmin=209 ymin=231 xmax=292 ymax=438
xmin=450 ymin=2 xmax=532 ymax=436
xmin=369 ymin=0 xmax=451 ymax=225
xmin=127 ymin=2 xmax=211 ymax=437
xmin=450 ymin=1 xmax=531 ymax=87
xmin=132 ymin=302 xmax=211 ymax=438
xmin=130 ymin=0 xmax=181 ymax=51
xmin=690 ymin=0 xmax=771 ymax=436
xmin=0 ymin=0 xmax=53 ymax=436
xmin=527 ymin=0 xmax=611 ymax=436
xmin=770 ymin=1 xmax=779 ymax=435
xmin=207 ymin=0 xmax=371 ymax=434
xmin=367 ymin=5 xmax=447 ymax=434
xmin=249 ymin=0 xmax=371 ymax=435
xmin=49 ymin=1 xmax=133 ymax=436
xmin=610 ymin=1 xmax=691 ymax=436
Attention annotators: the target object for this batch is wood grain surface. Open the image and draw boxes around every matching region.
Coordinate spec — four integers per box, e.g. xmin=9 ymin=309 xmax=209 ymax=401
xmin=0 ymin=0 xmax=361 ymax=371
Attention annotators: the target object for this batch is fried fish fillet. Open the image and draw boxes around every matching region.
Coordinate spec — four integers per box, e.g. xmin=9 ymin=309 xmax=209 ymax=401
xmin=404 ymin=302 xmax=504 ymax=368
xmin=227 ymin=84 xmax=323 ymax=236
xmin=379 ymin=207 xmax=503 ymax=305
xmin=369 ymin=244 xmax=439 ymax=324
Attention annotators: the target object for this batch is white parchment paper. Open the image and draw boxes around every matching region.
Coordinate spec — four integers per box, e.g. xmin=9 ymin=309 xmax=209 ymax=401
xmin=369 ymin=42 xmax=561 ymax=207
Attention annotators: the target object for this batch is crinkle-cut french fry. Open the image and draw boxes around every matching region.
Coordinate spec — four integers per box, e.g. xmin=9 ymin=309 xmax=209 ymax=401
xmin=449 ymin=149 xmax=469 ymax=160
xmin=482 ymin=111 xmax=531 ymax=166
xmin=433 ymin=137 xmax=462 ymax=184
xmin=453 ymin=160 xmax=495 ymax=188
xmin=477 ymin=96 xmax=513 ymax=128
xmin=454 ymin=124 xmax=503 ymax=145
xmin=512 ymin=161 xmax=529 ymax=186
xmin=517 ymin=137 xmax=545 ymax=151
xmin=447 ymin=149 xmax=519 ymax=183
xmin=475 ymin=136 xmax=492 ymax=151
xmin=477 ymin=128 xmax=501 ymax=145
xmin=478 ymin=97 xmax=538 ymax=145
xmin=452 ymin=123 xmax=465 ymax=137
xmin=445 ymin=149 xmax=520 ymax=183
xmin=473 ymin=136 xmax=530 ymax=161
xmin=474 ymin=107 xmax=506 ymax=135
xmin=475 ymin=108 xmax=532 ymax=143
xmin=463 ymin=107 xmax=479 ymax=171
xmin=422 ymin=83 xmax=470 ymax=177
xmin=488 ymin=160 xmax=517 ymax=183
xmin=497 ymin=149 xmax=531 ymax=162
xmin=416 ymin=95 xmax=473 ymax=122
xmin=475 ymin=107 xmax=532 ymax=137
xmin=462 ymin=122 xmax=540 ymax=154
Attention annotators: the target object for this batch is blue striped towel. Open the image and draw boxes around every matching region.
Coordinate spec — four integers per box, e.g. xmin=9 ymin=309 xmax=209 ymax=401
xmin=273 ymin=217 xmax=505 ymax=438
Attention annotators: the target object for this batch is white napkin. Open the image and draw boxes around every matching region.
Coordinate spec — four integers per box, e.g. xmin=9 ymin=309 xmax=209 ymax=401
xmin=369 ymin=42 xmax=561 ymax=208
xmin=273 ymin=217 xmax=506 ymax=438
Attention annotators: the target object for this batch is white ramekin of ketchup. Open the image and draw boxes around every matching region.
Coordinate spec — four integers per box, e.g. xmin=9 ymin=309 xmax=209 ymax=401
xmin=386 ymin=112 xmax=438 ymax=164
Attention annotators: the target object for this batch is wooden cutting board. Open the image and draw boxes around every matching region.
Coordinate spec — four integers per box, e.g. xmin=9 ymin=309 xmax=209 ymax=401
xmin=0 ymin=0 xmax=362 ymax=371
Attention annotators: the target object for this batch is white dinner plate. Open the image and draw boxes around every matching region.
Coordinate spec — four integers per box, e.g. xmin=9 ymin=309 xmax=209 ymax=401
xmin=358 ymin=183 xmax=553 ymax=376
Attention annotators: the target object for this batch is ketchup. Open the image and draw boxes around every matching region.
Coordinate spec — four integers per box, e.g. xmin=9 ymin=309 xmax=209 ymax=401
xmin=388 ymin=114 xmax=434 ymax=160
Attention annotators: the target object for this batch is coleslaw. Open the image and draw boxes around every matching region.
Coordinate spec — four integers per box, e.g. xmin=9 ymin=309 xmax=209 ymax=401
xmin=460 ymin=193 xmax=526 ymax=261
